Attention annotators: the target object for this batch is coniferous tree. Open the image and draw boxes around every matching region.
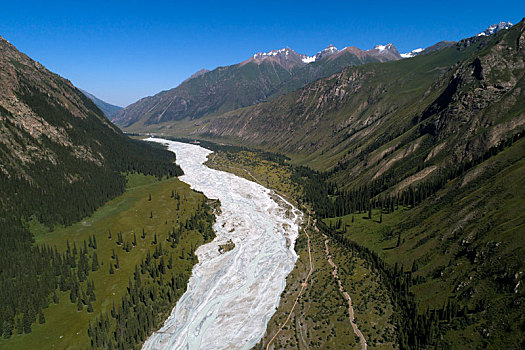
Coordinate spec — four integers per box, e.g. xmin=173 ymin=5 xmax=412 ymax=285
xmin=16 ymin=318 xmax=22 ymax=335
xmin=38 ymin=310 xmax=45 ymax=324
xmin=87 ymin=301 xmax=93 ymax=313
xmin=3 ymin=319 xmax=13 ymax=339
xmin=22 ymin=312 xmax=31 ymax=333
xmin=92 ymin=252 xmax=99 ymax=271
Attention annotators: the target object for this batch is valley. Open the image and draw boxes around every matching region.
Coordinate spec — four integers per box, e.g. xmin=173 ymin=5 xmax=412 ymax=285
xmin=0 ymin=7 xmax=523 ymax=350
xmin=142 ymin=139 xmax=303 ymax=349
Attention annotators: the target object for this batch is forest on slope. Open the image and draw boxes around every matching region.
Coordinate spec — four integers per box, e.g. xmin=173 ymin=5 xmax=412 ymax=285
xmin=0 ymin=35 xmax=217 ymax=349
xmin=164 ymin=20 xmax=525 ymax=348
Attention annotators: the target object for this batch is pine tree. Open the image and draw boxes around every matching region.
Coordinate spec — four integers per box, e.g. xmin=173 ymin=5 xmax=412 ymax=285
xmin=70 ymin=289 xmax=77 ymax=303
xmin=53 ymin=291 xmax=59 ymax=304
xmin=150 ymin=211 xmax=153 ymax=219
xmin=22 ymin=312 xmax=31 ymax=333
xmin=77 ymin=298 xmax=83 ymax=311
xmin=109 ymin=264 xmax=114 ymax=275
xmin=38 ymin=310 xmax=45 ymax=324
xmin=16 ymin=318 xmax=23 ymax=334
xmin=133 ymin=232 xmax=137 ymax=246
xmin=148 ymin=193 xmax=151 ymax=201
xmin=3 ymin=319 xmax=13 ymax=339
xmin=92 ymin=251 xmax=99 ymax=271
xmin=87 ymin=301 xmax=93 ymax=313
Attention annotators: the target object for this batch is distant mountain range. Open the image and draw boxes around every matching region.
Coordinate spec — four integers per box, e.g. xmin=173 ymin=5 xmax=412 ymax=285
xmin=137 ymin=19 xmax=524 ymax=347
xmin=111 ymin=41 xmax=403 ymax=128
xmin=113 ymin=22 xmax=514 ymax=131
xmin=79 ymin=89 xmax=122 ymax=118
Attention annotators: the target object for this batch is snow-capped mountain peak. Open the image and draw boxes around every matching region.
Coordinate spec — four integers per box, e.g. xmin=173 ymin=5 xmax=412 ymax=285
xmin=400 ymin=48 xmax=424 ymax=58
xmin=371 ymin=43 xmax=395 ymax=52
xmin=477 ymin=21 xmax=512 ymax=37
xmin=300 ymin=44 xmax=339 ymax=64
xmin=253 ymin=47 xmax=293 ymax=59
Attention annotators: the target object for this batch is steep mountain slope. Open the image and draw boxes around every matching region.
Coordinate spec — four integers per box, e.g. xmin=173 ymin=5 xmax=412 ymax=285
xmin=0 ymin=35 xmax=182 ymax=223
xmin=182 ymin=20 xmax=524 ymax=348
xmin=113 ymin=44 xmax=402 ymax=129
xmin=0 ymin=34 xmax=183 ymax=337
xmin=192 ymin=20 xmax=524 ymax=185
xmin=79 ymin=89 xmax=123 ymax=118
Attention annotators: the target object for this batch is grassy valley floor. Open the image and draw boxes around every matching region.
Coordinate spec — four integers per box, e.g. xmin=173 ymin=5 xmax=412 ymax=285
xmin=204 ymin=137 xmax=525 ymax=348
xmin=206 ymin=149 xmax=398 ymax=349
xmin=0 ymin=173 xmax=217 ymax=349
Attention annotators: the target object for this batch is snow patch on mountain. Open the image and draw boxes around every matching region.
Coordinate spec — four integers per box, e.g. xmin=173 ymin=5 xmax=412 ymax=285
xmin=400 ymin=48 xmax=424 ymax=58
xmin=301 ymin=55 xmax=316 ymax=63
xmin=477 ymin=21 xmax=512 ymax=37
xmin=253 ymin=48 xmax=291 ymax=59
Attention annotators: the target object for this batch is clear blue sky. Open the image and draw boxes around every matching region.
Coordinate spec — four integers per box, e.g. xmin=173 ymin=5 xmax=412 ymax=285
xmin=1 ymin=1 xmax=523 ymax=107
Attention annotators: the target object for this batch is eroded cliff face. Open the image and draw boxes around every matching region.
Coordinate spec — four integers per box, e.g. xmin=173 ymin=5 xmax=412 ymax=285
xmin=191 ymin=21 xmax=524 ymax=190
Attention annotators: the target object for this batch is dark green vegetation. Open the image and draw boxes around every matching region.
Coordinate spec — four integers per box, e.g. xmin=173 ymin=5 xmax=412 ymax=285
xmin=0 ymin=35 xmax=214 ymax=349
xmin=198 ymin=21 xmax=525 ymax=347
xmin=206 ymin=150 xmax=397 ymax=349
xmin=1 ymin=174 xmax=217 ymax=349
xmin=113 ymin=45 xmax=401 ymax=129
xmin=80 ymin=89 xmax=123 ymax=119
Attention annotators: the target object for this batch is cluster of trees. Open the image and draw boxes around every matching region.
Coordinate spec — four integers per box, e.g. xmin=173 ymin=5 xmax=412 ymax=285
xmin=396 ymin=130 xmax=524 ymax=208
xmin=0 ymin=82 xmax=187 ymax=340
xmin=293 ymin=130 xmax=524 ymax=220
xmin=0 ymin=224 xmax=99 ymax=338
xmin=88 ymin=201 xmax=216 ymax=349
xmin=318 ymin=220 xmax=472 ymax=348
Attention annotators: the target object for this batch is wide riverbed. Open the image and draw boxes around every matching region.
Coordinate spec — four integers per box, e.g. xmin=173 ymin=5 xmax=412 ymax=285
xmin=142 ymin=138 xmax=302 ymax=350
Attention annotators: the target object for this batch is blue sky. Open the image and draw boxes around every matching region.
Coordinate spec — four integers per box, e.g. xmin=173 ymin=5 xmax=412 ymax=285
xmin=1 ymin=1 xmax=523 ymax=106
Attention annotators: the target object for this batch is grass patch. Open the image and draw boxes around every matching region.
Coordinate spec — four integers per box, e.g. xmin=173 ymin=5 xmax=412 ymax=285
xmin=1 ymin=173 xmax=216 ymax=349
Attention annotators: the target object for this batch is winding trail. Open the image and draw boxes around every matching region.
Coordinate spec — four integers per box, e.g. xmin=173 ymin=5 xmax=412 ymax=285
xmin=266 ymin=214 xmax=313 ymax=350
xmin=316 ymin=220 xmax=367 ymax=350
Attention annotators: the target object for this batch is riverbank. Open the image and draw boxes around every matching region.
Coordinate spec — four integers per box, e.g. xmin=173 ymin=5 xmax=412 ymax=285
xmin=143 ymin=139 xmax=303 ymax=349
xmin=2 ymin=173 xmax=215 ymax=350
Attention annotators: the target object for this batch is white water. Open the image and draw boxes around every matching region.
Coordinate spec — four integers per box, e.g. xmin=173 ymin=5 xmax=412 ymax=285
xmin=142 ymin=138 xmax=302 ymax=350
